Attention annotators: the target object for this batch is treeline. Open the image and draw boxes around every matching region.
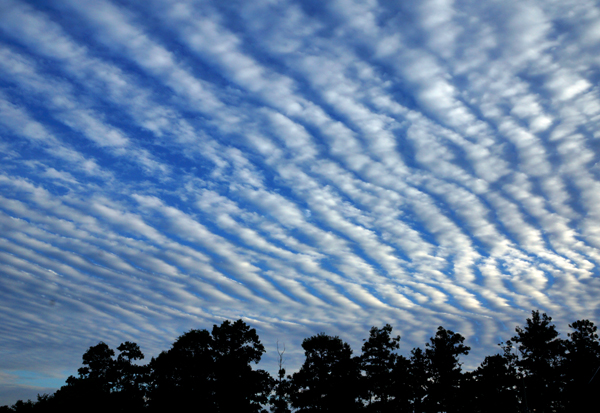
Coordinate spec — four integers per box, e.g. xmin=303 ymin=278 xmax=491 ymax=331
xmin=2 ymin=311 xmax=599 ymax=413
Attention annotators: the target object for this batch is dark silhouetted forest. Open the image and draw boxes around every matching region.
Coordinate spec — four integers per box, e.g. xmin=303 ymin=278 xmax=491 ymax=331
xmin=2 ymin=311 xmax=599 ymax=412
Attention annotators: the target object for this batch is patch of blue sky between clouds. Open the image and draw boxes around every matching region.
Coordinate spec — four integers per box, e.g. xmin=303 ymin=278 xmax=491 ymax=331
xmin=8 ymin=371 xmax=66 ymax=391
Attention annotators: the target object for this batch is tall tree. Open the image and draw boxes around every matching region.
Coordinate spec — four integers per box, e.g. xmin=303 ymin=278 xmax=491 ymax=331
xmin=112 ymin=342 xmax=148 ymax=412
xmin=290 ymin=333 xmax=362 ymax=412
xmin=52 ymin=341 xmax=148 ymax=413
xmin=423 ymin=326 xmax=470 ymax=413
xmin=463 ymin=353 xmax=520 ymax=413
xmin=408 ymin=347 xmax=428 ymax=413
xmin=360 ymin=324 xmax=400 ymax=412
xmin=270 ymin=342 xmax=291 ymax=413
xmin=53 ymin=342 xmax=116 ymax=412
xmin=77 ymin=342 xmax=116 ymax=387
xmin=148 ymin=319 xmax=272 ymax=413
xmin=149 ymin=328 xmax=214 ymax=412
xmin=390 ymin=353 xmax=412 ymax=412
xmin=211 ymin=320 xmax=273 ymax=412
xmin=503 ymin=310 xmax=565 ymax=413
xmin=562 ymin=319 xmax=600 ymax=411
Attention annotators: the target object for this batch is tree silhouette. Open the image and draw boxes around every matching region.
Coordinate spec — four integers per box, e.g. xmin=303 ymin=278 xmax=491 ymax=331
xmin=390 ymin=353 xmax=412 ymax=412
xmin=291 ymin=333 xmax=362 ymax=412
xmin=148 ymin=319 xmax=272 ymax=413
xmin=112 ymin=342 xmax=148 ymax=412
xmin=51 ymin=341 xmax=148 ymax=413
xmin=270 ymin=342 xmax=292 ymax=413
xmin=408 ymin=347 xmax=428 ymax=413
xmin=53 ymin=342 xmax=116 ymax=412
xmin=360 ymin=324 xmax=400 ymax=412
xmin=464 ymin=354 xmax=520 ymax=413
xmin=211 ymin=320 xmax=273 ymax=412
xmin=77 ymin=342 xmax=116 ymax=386
xmin=503 ymin=310 xmax=565 ymax=413
xmin=149 ymin=328 xmax=213 ymax=411
xmin=562 ymin=319 xmax=600 ymax=412
xmin=423 ymin=326 xmax=470 ymax=413
xmin=5 ymin=312 xmax=600 ymax=413
xmin=2 ymin=400 xmax=35 ymax=412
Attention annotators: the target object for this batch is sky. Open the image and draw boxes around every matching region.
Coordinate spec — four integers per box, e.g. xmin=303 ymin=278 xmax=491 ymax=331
xmin=1 ymin=0 xmax=600 ymax=406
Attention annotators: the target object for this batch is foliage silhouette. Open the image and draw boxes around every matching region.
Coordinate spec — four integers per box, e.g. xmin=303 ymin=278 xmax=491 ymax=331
xmin=423 ymin=326 xmax=470 ymax=413
xmin=49 ymin=341 xmax=147 ymax=413
xmin=3 ymin=312 xmax=600 ymax=413
xmin=408 ymin=347 xmax=428 ymax=413
xmin=148 ymin=319 xmax=272 ymax=413
xmin=502 ymin=310 xmax=565 ymax=413
xmin=269 ymin=342 xmax=291 ymax=413
xmin=360 ymin=324 xmax=401 ymax=412
xmin=562 ymin=319 xmax=600 ymax=412
xmin=290 ymin=333 xmax=362 ymax=412
xmin=463 ymin=354 xmax=520 ymax=413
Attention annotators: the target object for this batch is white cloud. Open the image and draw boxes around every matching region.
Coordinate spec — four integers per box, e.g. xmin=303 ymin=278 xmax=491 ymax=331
xmin=1 ymin=0 xmax=600 ymax=403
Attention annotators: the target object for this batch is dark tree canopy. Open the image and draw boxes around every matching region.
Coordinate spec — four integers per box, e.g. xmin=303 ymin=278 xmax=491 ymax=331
xmin=149 ymin=328 xmax=214 ymax=411
xmin=464 ymin=354 xmax=520 ymax=413
xmin=269 ymin=342 xmax=291 ymax=413
xmin=360 ymin=324 xmax=401 ymax=412
xmin=50 ymin=341 xmax=147 ymax=413
xmin=504 ymin=310 xmax=565 ymax=413
xmin=148 ymin=319 xmax=272 ymax=413
xmin=423 ymin=326 xmax=470 ymax=413
xmin=511 ymin=310 xmax=564 ymax=372
xmin=4 ymin=312 xmax=600 ymax=413
xmin=408 ymin=347 xmax=429 ymax=413
xmin=291 ymin=333 xmax=362 ymax=412
xmin=562 ymin=319 xmax=600 ymax=412
xmin=112 ymin=342 xmax=148 ymax=412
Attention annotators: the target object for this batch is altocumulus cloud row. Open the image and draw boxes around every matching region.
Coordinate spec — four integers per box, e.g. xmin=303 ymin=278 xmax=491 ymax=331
xmin=0 ymin=0 xmax=599 ymax=404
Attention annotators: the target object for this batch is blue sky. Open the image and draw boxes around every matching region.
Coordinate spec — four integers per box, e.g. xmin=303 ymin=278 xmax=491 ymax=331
xmin=1 ymin=0 xmax=600 ymax=405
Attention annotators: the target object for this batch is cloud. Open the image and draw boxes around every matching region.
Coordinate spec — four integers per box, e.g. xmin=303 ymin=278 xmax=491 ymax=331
xmin=1 ymin=0 xmax=600 ymax=403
